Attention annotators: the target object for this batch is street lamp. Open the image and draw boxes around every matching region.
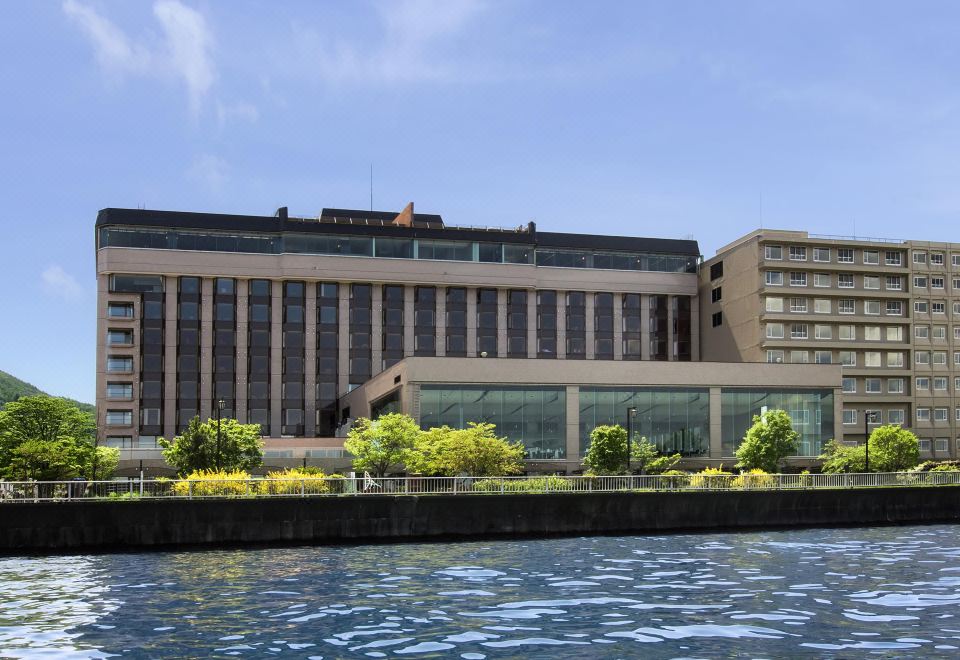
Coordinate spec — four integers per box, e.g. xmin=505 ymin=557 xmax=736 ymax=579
xmin=216 ymin=398 xmax=225 ymax=471
xmin=626 ymin=406 xmax=638 ymax=473
xmin=863 ymin=410 xmax=878 ymax=472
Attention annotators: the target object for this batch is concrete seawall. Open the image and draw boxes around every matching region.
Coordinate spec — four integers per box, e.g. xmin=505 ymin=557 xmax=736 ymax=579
xmin=2 ymin=487 xmax=960 ymax=552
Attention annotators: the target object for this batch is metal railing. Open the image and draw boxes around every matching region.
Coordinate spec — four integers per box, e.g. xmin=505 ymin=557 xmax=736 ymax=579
xmin=1 ymin=471 xmax=959 ymax=503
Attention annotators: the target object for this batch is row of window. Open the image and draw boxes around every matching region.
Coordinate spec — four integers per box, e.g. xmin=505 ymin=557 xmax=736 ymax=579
xmin=764 ymin=245 xmax=905 ymax=265
xmin=766 ymin=349 xmax=902 ymax=367
xmin=766 ymin=271 xmax=905 ymax=289
xmin=765 ymin=296 xmax=905 ymax=315
xmin=914 ymin=376 xmax=960 ymax=391
xmin=841 ymin=377 xmax=907 ymax=394
xmin=766 ymin=323 xmax=907 ymax=341
xmin=842 ymin=409 xmax=908 ymax=425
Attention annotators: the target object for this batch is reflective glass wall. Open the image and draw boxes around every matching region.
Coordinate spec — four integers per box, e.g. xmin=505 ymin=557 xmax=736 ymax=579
xmin=721 ymin=389 xmax=834 ymax=456
xmin=579 ymin=387 xmax=710 ymax=456
xmin=419 ymin=385 xmax=566 ymax=459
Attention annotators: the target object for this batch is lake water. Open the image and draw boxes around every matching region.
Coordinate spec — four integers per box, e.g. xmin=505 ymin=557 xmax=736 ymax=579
xmin=2 ymin=525 xmax=960 ymax=658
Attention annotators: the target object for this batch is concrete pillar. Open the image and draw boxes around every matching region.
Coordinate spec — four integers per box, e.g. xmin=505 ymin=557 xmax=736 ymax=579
xmin=497 ymin=289 xmax=508 ymax=357
xmin=304 ymin=281 xmax=317 ymax=437
xmin=371 ymin=284 xmax=383 ymax=375
xmin=270 ymin=280 xmax=282 ymax=437
xmin=163 ymin=275 xmax=178 ymax=438
xmin=556 ymin=290 xmax=566 ymax=359
xmin=565 ymin=385 xmax=580 ymax=467
xmin=435 ymin=286 xmax=446 ymax=357
xmin=585 ymin=293 xmax=596 ymax=359
xmin=199 ymin=277 xmax=214 ymax=420
xmin=833 ymin=386 xmax=843 ymax=451
xmin=235 ymin=279 xmax=248 ymax=423
xmin=690 ymin=295 xmax=700 ymax=361
xmin=403 ymin=285 xmax=415 ymax=358
xmin=466 ymin=287 xmax=477 ymax=357
xmin=613 ymin=292 xmax=623 ymax=360
xmin=337 ymin=283 xmax=350 ymax=398
xmin=527 ymin=290 xmax=537 ymax=358
xmin=667 ymin=295 xmax=676 ymax=362
xmin=640 ymin=294 xmax=651 ymax=361
xmin=709 ymin=386 xmax=723 ymax=459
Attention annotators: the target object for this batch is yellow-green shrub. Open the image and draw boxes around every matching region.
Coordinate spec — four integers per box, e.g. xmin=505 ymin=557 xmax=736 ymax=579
xmin=689 ymin=466 xmax=733 ymax=489
xmin=659 ymin=470 xmax=690 ymax=488
xmin=172 ymin=470 xmax=251 ymax=497
xmin=257 ymin=468 xmax=330 ymax=495
xmin=732 ymin=468 xmax=775 ymax=489
xmin=472 ymin=476 xmax=575 ymax=493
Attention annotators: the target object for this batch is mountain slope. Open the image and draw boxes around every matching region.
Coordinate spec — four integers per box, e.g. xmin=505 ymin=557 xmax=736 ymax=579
xmin=0 ymin=370 xmax=95 ymax=413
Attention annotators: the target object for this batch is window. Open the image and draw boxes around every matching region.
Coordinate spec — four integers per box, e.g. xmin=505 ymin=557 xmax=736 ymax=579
xmin=107 ymin=356 xmax=133 ymax=372
xmin=711 ymin=287 xmax=722 ymax=303
xmin=815 ymin=351 xmax=832 ymax=364
xmin=917 ymin=408 xmax=931 ymax=422
xmin=888 ymin=378 xmax=904 ymax=394
xmin=888 ymin=409 xmax=904 ymax=425
xmin=814 ymin=247 xmax=831 ymax=262
xmin=838 ymin=299 xmax=855 ymax=314
xmin=933 ymin=302 xmax=946 ymax=314
xmin=956 ymin=327 xmax=960 ymax=340
xmin=863 ymin=275 xmax=879 ymax=290
xmin=886 ymin=327 xmax=903 ymax=341
xmin=935 ymin=408 xmax=948 ymax=422
xmin=839 ymin=325 xmax=855 ymax=341
xmin=765 ymin=245 xmax=783 ymax=260
xmin=790 ymin=298 xmax=807 ymax=312
xmin=838 ymin=274 xmax=854 ymax=288
xmin=843 ymin=410 xmax=857 ymax=425
xmin=766 ymin=323 xmax=784 ymax=339
xmin=932 ymin=277 xmax=945 ymax=289
xmin=765 ymin=271 xmax=783 ymax=286
xmin=933 ymin=351 xmax=947 ymax=365
xmin=789 ymin=246 xmax=807 ymax=261
xmin=712 ymin=311 xmax=723 ymax=327
xmin=956 ymin=352 xmax=960 ymax=366
xmin=957 ymin=408 xmax=960 ymax=422
xmin=838 ymin=248 xmax=854 ymax=263
xmin=105 ymin=410 xmax=132 ymax=425
xmin=766 ymin=350 xmax=784 ymax=363
xmin=955 ymin=302 xmax=960 ymax=315
xmin=887 ymin=352 xmax=904 ymax=367
xmin=934 ymin=326 xmax=946 ymax=339
xmin=790 ymin=350 xmax=809 ymax=363
xmin=765 ymin=297 xmax=784 ymax=312
xmin=885 ymin=275 xmax=902 ymax=290
xmin=814 ymin=299 xmax=831 ymax=314
xmin=954 ymin=278 xmax=960 ymax=290
xmin=934 ymin=377 xmax=948 ymax=391
xmin=931 ymin=253 xmax=945 ymax=265
xmin=956 ymin=377 xmax=960 ymax=391
xmin=106 ymin=383 xmax=132 ymax=398
xmin=107 ymin=329 xmax=133 ymax=345
xmin=936 ymin=438 xmax=949 ymax=453
xmin=914 ymin=275 xmax=928 ymax=289
xmin=842 ymin=377 xmax=856 ymax=393
xmin=710 ymin=261 xmax=723 ymax=280
xmin=864 ymin=300 xmax=880 ymax=315
xmin=916 ymin=325 xmax=930 ymax=339
xmin=840 ymin=351 xmax=856 ymax=366
xmin=814 ymin=273 xmax=831 ymax=288
xmin=886 ymin=251 xmax=902 ymax=266
xmin=914 ymin=251 xmax=927 ymax=264
xmin=916 ymin=352 xmax=930 ymax=365
xmin=919 ymin=439 xmax=932 ymax=451
xmin=863 ymin=250 xmax=879 ymax=264
xmin=815 ymin=325 xmax=832 ymax=340
xmin=865 ymin=352 xmax=881 ymax=367
xmin=954 ymin=254 xmax=960 ymax=268
xmin=886 ymin=301 xmax=903 ymax=316
xmin=791 ymin=324 xmax=808 ymax=339
xmin=915 ymin=301 xmax=929 ymax=314
xmin=865 ymin=378 xmax=881 ymax=393
xmin=790 ymin=272 xmax=807 ymax=287
xmin=864 ymin=326 xmax=881 ymax=341
xmin=107 ymin=302 xmax=134 ymax=318
xmin=916 ymin=377 xmax=930 ymax=390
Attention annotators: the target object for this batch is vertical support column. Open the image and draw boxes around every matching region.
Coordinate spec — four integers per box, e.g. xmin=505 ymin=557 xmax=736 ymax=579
xmin=585 ymin=292 xmax=596 ymax=359
xmin=270 ymin=280 xmax=282 ymax=438
xmin=497 ymin=289 xmax=508 ymax=357
xmin=304 ymin=281 xmax=317 ymax=437
xmin=235 ymin=279 xmax=248 ymax=423
xmin=163 ymin=275 xmax=178 ymax=438
xmin=709 ymin=386 xmax=723 ymax=459
xmin=640 ymin=294 xmax=651 ymax=360
xmin=371 ymin=284 xmax=383 ymax=375
xmin=667 ymin=294 xmax=675 ymax=362
xmin=95 ymin=274 xmax=109 ymax=444
xmin=690 ymin=294 xmax=700 ymax=361
xmin=833 ymin=386 xmax=843 ymax=452
xmin=466 ymin=287 xmax=477 ymax=357
xmin=337 ymin=283 xmax=350 ymax=398
xmin=435 ymin=286 xmax=447 ymax=357
xmin=565 ymin=385 xmax=580 ymax=468
xmin=527 ymin=290 xmax=537 ymax=358
xmin=556 ymin=290 xmax=566 ymax=359
xmin=403 ymin=285 xmax=415 ymax=358
xmin=613 ymin=292 xmax=623 ymax=360
xmin=199 ymin=277 xmax=214 ymax=420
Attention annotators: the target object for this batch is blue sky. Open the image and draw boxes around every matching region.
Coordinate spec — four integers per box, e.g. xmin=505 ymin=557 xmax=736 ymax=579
xmin=2 ymin=0 xmax=960 ymax=402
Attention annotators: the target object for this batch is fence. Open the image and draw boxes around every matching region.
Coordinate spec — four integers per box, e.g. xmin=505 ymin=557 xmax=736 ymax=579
xmin=1 ymin=471 xmax=960 ymax=503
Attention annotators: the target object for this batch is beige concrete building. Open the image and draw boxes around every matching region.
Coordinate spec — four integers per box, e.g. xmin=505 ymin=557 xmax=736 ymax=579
xmin=95 ymin=206 xmax=841 ymax=473
xmin=702 ymin=229 xmax=960 ymax=459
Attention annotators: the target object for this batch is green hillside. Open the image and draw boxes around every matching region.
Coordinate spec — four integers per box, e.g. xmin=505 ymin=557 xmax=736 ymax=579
xmin=0 ymin=370 xmax=95 ymax=414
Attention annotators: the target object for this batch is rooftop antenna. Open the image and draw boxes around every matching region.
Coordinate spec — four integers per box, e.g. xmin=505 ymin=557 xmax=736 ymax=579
xmin=370 ymin=163 xmax=373 ymax=212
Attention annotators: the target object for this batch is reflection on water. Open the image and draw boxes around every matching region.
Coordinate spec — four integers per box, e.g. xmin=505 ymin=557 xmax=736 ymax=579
xmin=2 ymin=525 xmax=960 ymax=658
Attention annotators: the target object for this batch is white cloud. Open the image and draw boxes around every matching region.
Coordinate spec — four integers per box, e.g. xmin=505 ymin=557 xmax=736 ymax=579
xmin=63 ymin=0 xmax=215 ymax=114
xmin=216 ymin=100 xmax=260 ymax=127
xmin=41 ymin=265 xmax=84 ymax=302
xmin=187 ymin=153 xmax=229 ymax=192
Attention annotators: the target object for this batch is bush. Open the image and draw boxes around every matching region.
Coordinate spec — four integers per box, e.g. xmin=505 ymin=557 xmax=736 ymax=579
xmin=257 ymin=468 xmax=330 ymax=495
xmin=689 ymin=466 xmax=733 ymax=489
xmin=326 ymin=473 xmax=347 ymax=494
xmin=172 ymin=470 xmax=251 ymax=497
xmin=732 ymin=469 xmax=775 ymax=490
xmin=472 ymin=476 xmax=575 ymax=493
xmin=912 ymin=460 xmax=960 ymax=473
xmin=659 ymin=470 xmax=690 ymax=488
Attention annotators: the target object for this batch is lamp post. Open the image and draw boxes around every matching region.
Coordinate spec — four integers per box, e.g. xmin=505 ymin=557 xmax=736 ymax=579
xmin=216 ymin=398 xmax=225 ymax=471
xmin=626 ymin=406 xmax=638 ymax=473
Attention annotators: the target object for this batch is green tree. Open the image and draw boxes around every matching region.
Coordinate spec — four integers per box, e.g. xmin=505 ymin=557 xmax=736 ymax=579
xmin=6 ymin=439 xmax=83 ymax=480
xmin=735 ymin=409 xmax=799 ymax=473
xmin=410 ymin=423 xmax=525 ymax=476
xmin=820 ymin=425 xmax=920 ymax=473
xmin=583 ymin=425 xmax=628 ymax=474
xmin=344 ymin=413 xmax=420 ymax=477
xmin=160 ymin=417 xmax=263 ymax=476
xmin=0 ymin=395 xmax=97 ymax=480
xmin=630 ymin=437 xmax=681 ymax=475
xmin=94 ymin=446 xmax=120 ymax=480
xmin=819 ymin=439 xmax=864 ymax=474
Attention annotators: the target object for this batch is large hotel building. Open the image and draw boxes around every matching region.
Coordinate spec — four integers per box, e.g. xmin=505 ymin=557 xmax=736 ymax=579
xmin=96 ymin=205 xmax=846 ymax=472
